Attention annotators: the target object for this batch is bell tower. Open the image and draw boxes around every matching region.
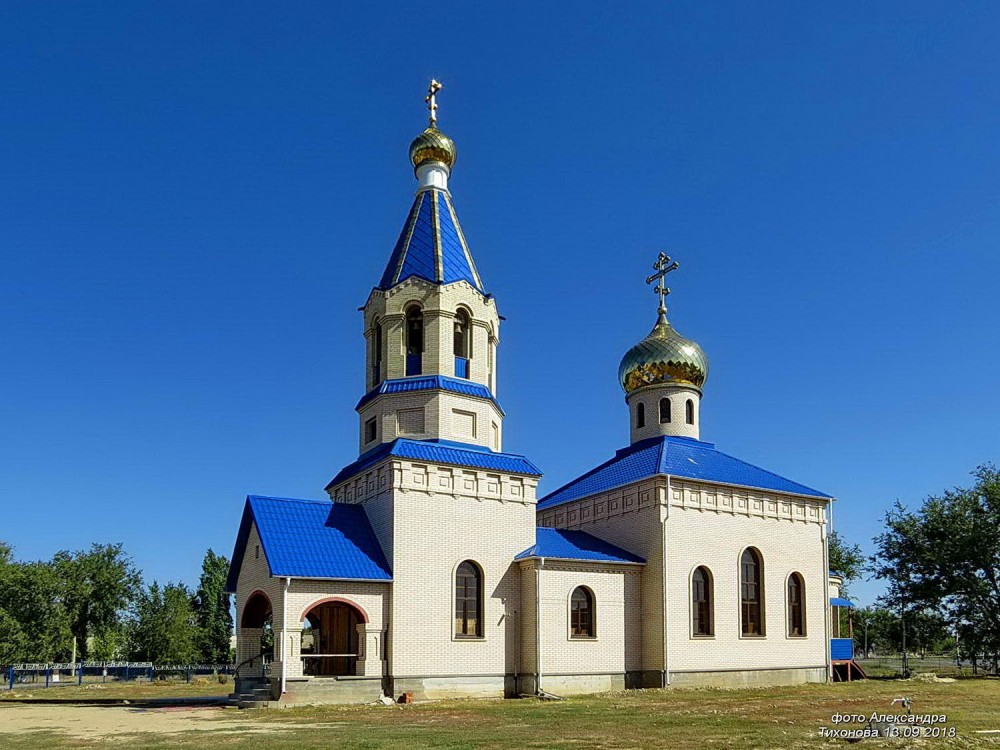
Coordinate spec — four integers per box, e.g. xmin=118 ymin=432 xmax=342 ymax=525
xmin=356 ymin=81 xmax=504 ymax=454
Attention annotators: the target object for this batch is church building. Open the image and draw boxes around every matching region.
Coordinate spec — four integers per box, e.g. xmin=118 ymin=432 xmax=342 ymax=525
xmin=226 ymin=83 xmax=836 ymax=705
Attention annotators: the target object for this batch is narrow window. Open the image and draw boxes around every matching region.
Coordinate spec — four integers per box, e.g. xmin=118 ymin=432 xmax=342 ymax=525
xmin=488 ymin=337 xmax=495 ymax=391
xmin=405 ymin=306 xmax=423 ymax=376
xmin=740 ymin=548 xmax=765 ymax=636
xmin=692 ymin=566 xmax=713 ymax=636
xmin=787 ymin=572 xmax=806 ymax=637
xmin=636 ymin=402 xmax=645 ymax=429
xmin=685 ymin=399 xmax=695 ymax=425
xmin=454 ymin=309 xmax=471 ymax=378
xmin=373 ymin=320 xmax=383 ymax=384
xmin=455 ymin=561 xmax=483 ymax=637
xmin=254 ymin=544 xmax=260 ymax=560
xmin=364 ymin=417 xmax=377 ymax=444
xmin=659 ymin=397 xmax=671 ymax=423
xmin=570 ymin=587 xmax=594 ymax=638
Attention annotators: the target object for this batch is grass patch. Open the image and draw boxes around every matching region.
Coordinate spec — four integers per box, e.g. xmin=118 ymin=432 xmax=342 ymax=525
xmin=2 ymin=678 xmax=999 ymax=749
xmin=0 ymin=679 xmax=229 ymax=701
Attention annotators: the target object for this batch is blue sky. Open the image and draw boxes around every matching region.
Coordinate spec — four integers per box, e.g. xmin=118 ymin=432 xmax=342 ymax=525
xmin=2 ymin=2 xmax=998 ymax=607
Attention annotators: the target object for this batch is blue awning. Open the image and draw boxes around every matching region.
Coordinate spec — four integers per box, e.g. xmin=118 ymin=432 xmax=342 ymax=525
xmin=830 ymin=597 xmax=854 ymax=608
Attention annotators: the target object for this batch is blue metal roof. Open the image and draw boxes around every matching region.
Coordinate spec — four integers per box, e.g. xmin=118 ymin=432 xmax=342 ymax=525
xmin=225 ymin=495 xmax=392 ymax=591
xmin=830 ymin=597 xmax=855 ymax=608
xmin=378 ymin=189 xmax=484 ymax=292
xmin=325 ymin=438 xmax=542 ymax=490
xmin=355 ymin=375 xmax=503 ymax=414
xmin=538 ymin=435 xmax=831 ymax=510
xmin=515 ymin=527 xmax=645 ymax=564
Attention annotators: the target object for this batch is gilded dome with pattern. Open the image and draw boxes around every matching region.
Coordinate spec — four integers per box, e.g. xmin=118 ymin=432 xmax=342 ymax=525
xmin=618 ymin=311 xmax=709 ymax=393
xmin=409 ymin=127 xmax=457 ymax=170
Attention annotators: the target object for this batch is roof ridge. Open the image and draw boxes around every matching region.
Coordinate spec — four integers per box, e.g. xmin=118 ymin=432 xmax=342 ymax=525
xmin=703 ymin=446 xmax=831 ymax=498
xmin=539 ymin=439 xmax=660 ymax=503
xmin=377 ymin=187 xmax=484 ymax=292
xmin=248 ymin=495 xmax=333 ymax=506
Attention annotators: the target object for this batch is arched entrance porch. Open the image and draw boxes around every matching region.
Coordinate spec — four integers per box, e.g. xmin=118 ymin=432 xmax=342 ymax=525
xmin=300 ymin=599 xmax=368 ymax=677
xmin=237 ymin=591 xmax=274 ymax=677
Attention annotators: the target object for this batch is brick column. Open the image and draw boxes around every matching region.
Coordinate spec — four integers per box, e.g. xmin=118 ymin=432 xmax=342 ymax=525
xmin=237 ymin=628 xmax=263 ymax=677
xmin=284 ymin=628 xmax=304 ymax=679
xmin=355 ymin=624 xmax=386 ymax=677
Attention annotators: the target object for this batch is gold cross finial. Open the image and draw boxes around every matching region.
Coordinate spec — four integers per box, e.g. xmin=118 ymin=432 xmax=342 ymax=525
xmin=645 ymin=252 xmax=680 ymax=312
xmin=425 ymin=79 xmax=443 ymax=127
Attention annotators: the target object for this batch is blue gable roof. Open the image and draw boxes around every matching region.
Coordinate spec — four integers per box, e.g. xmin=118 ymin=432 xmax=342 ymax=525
xmin=225 ymin=495 xmax=392 ymax=592
xmin=538 ymin=436 xmax=831 ymax=510
xmin=355 ymin=375 xmax=503 ymax=414
xmin=326 ymin=438 xmax=542 ymax=491
xmin=515 ymin=527 xmax=645 ymax=564
xmin=378 ymin=189 xmax=484 ymax=292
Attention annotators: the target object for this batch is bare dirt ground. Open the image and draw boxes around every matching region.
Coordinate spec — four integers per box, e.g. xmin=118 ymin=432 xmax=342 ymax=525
xmin=0 ymin=703 xmax=304 ymax=740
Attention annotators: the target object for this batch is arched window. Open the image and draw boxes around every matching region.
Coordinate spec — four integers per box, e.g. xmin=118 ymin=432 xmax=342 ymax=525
xmin=787 ymin=572 xmax=806 ymax=637
xmin=636 ymin=402 xmax=645 ymax=429
xmin=454 ymin=309 xmax=471 ymax=378
xmin=741 ymin=548 xmax=764 ymax=636
xmin=692 ymin=566 xmax=713 ymax=636
xmin=373 ymin=319 xmax=383 ymax=384
xmin=570 ymin=587 xmax=595 ymax=638
xmin=659 ymin=398 xmax=671 ymax=423
xmin=405 ymin=306 xmax=423 ymax=376
xmin=685 ymin=399 xmax=695 ymax=425
xmin=455 ymin=561 xmax=483 ymax=638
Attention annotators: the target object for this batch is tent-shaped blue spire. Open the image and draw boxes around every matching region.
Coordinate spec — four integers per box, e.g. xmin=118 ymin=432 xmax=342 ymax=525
xmin=378 ymin=188 xmax=485 ymax=292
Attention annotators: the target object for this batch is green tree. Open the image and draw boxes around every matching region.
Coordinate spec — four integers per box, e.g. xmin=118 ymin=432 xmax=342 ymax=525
xmin=131 ymin=582 xmax=199 ymax=664
xmin=828 ymin=530 xmax=864 ymax=596
xmin=193 ymin=549 xmax=233 ymax=664
xmin=871 ymin=465 xmax=1000 ymax=670
xmin=852 ymin=606 xmax=904 ymax=656
xmin=0 ymin=608 xmax=28 ymax=664
xmin=0 ymin=560 xmax=73 ymax=662
xmin=53 ymin=543 xmax=142 ymax=661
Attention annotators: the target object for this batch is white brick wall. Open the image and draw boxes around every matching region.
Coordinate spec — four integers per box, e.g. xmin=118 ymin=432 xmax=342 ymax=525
xmin=388 ymin=477 xmax=537 ymax=678
xmin=539 ymin=474 xmax=830 ymax=681
xmin=626 ymin=385 xmax=701 ymax=442
xmin=324 ymin=452 xmax=540 ymax=680
xmin=358 ymin=387 xmax=504 ymax=452
xmin=518 ymin=560 xmax=634 ymax=677
xmin=664 ymin=503 xmax=827 ymax=674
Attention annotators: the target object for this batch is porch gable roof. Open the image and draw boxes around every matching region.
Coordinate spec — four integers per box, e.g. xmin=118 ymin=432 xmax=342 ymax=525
xmin=225 ymin=495 xmax=392 ymax=592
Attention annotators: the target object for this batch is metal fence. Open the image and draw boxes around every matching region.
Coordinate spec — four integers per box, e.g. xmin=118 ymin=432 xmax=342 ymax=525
xmin=2 ymin=662 xmax=235 ymax=690
xmin=856 ymin=653 xmax=996 ymax=676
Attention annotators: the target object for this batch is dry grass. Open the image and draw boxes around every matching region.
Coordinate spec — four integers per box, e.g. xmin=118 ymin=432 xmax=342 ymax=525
xmin=2 ymin=677 xmax=999 ymax=749
xmin=0 ymin=678 xmax=229 ymax=702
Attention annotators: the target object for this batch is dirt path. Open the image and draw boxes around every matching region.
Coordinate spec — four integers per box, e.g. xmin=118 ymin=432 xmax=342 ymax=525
xmin=0 ymin=703 xmax=301 ymax=739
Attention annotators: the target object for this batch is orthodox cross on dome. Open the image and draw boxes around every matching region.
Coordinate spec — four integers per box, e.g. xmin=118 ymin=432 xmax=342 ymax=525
xmin=425 ymin=79 xmax=443 ymax=127
xmin=645 ymin=252 xmax=680 ymax=312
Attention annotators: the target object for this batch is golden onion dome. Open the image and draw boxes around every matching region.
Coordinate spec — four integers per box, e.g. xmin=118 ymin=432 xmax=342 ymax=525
xmin=409 ymin=127 xmax=457 ymax=171
xmin=618 ymin=310 xmax=709 ymax=394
